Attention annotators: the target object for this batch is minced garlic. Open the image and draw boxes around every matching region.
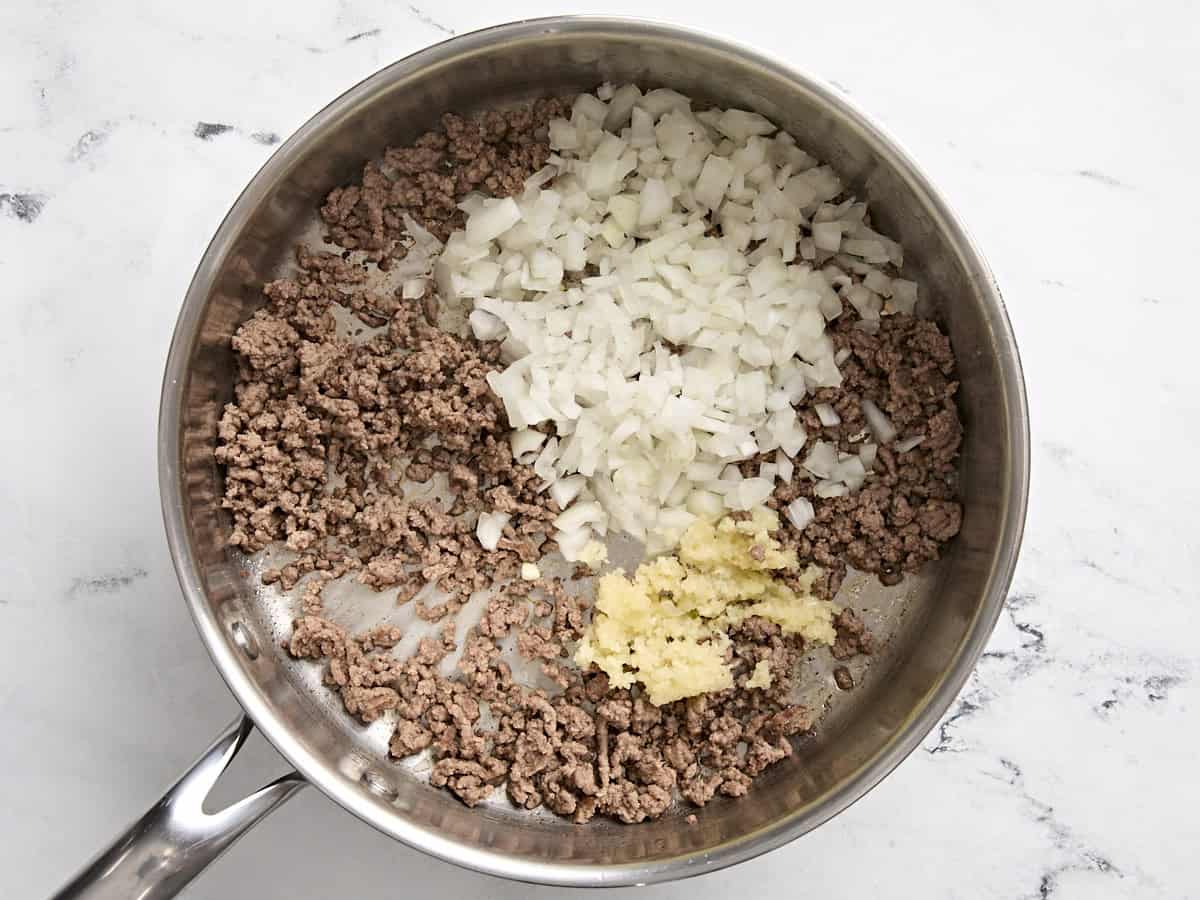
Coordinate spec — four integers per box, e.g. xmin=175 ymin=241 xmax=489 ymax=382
xmin=574 ymin=507 xmax=836 ymax=705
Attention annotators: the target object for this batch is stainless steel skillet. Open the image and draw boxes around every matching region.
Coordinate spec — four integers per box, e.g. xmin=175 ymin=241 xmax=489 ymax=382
xmin=55 ymin=17 xmax=1029 ymax=898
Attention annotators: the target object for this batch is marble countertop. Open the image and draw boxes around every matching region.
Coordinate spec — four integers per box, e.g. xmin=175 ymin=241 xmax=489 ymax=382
xmin=2 ymin=1 xmax=1196 ymax=897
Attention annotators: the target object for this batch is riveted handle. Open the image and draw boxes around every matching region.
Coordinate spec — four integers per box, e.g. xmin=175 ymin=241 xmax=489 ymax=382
xmin=53 ymin=715 xmax=307 ymax=900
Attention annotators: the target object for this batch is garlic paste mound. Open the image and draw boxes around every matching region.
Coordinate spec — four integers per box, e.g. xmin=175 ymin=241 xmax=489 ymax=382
xmin=575 ymin=507 xmax=835 ymax=705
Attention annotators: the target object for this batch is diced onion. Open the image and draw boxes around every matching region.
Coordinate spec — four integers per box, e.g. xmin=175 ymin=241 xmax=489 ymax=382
xmin=549 ymin=475 xmax=586 ymax=508
xmin=860 ymin=398 xmax=898 ymax=445
xmin=835 ymin=456 xmax=867 ymax=491
xmin=476 ymin=511 xmax=511 ymax=551
xmin=466 ymin=197 xmax=522 ymax=244
xmin=687 ymin=489 xmax=725 ymax=519
xmin=510 ymin=429 xmax=546 ymax=464
xmin=435 ymin=85 xmax=916 ymax=557
xmin=468 ymin=309 xmax=506 ymax=341
xmin=555 ymin=501 xmax=604 ymax=532
xmin=814 ymin=480 xmax=848 ymax=499
xmin=812 ymin=221 xmax=841 ymax=252
xmin=859 ymin=443 xmax=878 ymax=470
xmin=814 ymin=403 xmax=841 ymax=426
xmin=802 ymin=441 xmax=839 ymax=478
xmin=775 ymin=449 xmax=795 ymax=483
xmin=785 ymin=498 xmax=814 ymax=531
xmin=890 ymin=279 xmax=918 ymax=315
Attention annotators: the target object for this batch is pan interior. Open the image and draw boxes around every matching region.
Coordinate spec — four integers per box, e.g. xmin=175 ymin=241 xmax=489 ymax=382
xmin=168 ymin=20 xmax=1023 ymax=883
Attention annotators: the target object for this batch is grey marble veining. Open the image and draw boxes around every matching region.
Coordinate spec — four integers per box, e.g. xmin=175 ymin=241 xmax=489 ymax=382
xmin=2 ymin=1 xmax=1196 ymax=897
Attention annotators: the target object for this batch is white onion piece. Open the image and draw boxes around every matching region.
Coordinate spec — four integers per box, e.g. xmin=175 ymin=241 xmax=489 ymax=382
xmin=729 ymin=477 xmax=773 ymax=511
xmin=533 ymin=437 xmax=559 ymax=482
xmin=859 ymin=443 xmax=878 ymax=470
xmin=860 ymin=398 xmax=898 ymax=445
xmin=687 ymin=460 xmax=723 ymax=481
xmin=525 ymin=165 xmax=558 ymax=190
xmin=812 ymin=221 xmax=841 ymax=252
xmin=775 ymin=449 xmax=795 ymax=483
xmin=629 ymin=106 xmax=655 ymax=147
xmin=802 ymin=440 xmax=839 ymax=478
xmin=890 ymin=279 xmax=918 ymax=315
xmin=687 ymin=489 xmax=725 ymax=519
xmin=510 ymin=429 xmax=546 ymax=464
xmin=695 ymin=154 xmax=735 ymax=210
xmin=476 ymin=512 xmax=511 ymax=551
xmin=401 ymin=213 xmax=442 ymax=254
xmin=846 ymin=284 xmax=882 ymax=321
xmin=843 ymin=238 xmax=888 ymax=263
xmin=466 ymin=198 xmax=522 ymax=244
xmin=555 ymin=527 xmax=590 ymax=560
xmin=637 ymin=88 xmax=691 ymax=118
xmin=835 ymin=456 xmax=867 ymax=491
xmin=554 ymin=501 xmax=604 ymax=532
xmin=716 ymin=109 xmax=776 ymax=141
xmin=814 ymin=480 xmax=848 ymax=499
xmin=639 ymin=177 xmax=671 ymax=225
xmin=468 ymin=308 xmax=505 ymax=341
xmin=603 ymin=83 xmax=642 ymax=132
xmin=785 ymin=497 xmax=814 ymax=531
xmin=895 ymin=435 xmax=926 ymax=453
xmin=549 ymin=475 xmax=586 ymax=509
xmin=574 ymin=92 xmax=607 ymax=123
xmin=814 ymin=403 xmax=841 ymax=426
xmin=864 ymin=269 xmax=892 ymax=297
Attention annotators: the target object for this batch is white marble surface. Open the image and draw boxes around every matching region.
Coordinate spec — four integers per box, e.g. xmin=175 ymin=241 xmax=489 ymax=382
xmin=2 ymin=1 xmax=1197 ymax=897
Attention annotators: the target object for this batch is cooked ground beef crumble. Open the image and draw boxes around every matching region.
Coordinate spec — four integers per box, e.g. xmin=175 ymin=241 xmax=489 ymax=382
xmin=214 ymin=97 xmax=964 ymax=823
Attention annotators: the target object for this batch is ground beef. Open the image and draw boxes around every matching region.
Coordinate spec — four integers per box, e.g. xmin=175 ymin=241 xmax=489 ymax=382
xmin=769 ymin=306 xmax=964 ymax=597
xmin=216 ymin=246 xmax=559 ymax=612
xmin=833 ymin=666 xmax=855 ymax=691
xmin=319 ymin=99 xmax=567 ymax=264
xmin=215 ymin=105 xmax=573 ymax=766
xmin=286 ymin=585 xmax=821 ymax=825
xmin=288 ymin=615 xmax=406 ymax=723
xmin=831 ymin=608 xmax=876 ymax=660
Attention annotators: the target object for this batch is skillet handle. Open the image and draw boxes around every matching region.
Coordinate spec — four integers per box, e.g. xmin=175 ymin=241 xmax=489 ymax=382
xmin=52 ymin=714 xmax=307 ymax=900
